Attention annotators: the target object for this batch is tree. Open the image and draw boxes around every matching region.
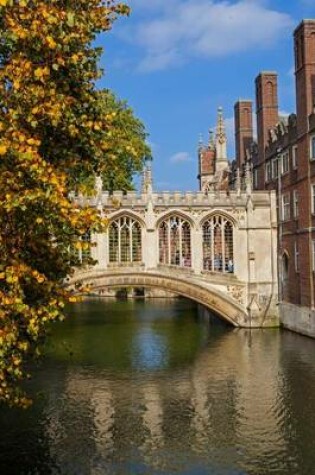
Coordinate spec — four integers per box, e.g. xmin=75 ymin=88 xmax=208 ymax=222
xmin=97 ymin=89 xmax=151 ymax=191
xmin=0 ymin=0 xmax=146 ymax=406
xmin=78 ymin=89 xmax=152 ymax=193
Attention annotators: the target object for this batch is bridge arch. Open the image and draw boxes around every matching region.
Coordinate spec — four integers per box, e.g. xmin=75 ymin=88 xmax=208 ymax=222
xmin=68 ymin=271 xmax=248 ymax=327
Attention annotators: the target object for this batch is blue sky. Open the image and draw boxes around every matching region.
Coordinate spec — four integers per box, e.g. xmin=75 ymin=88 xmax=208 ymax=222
xmin=99 ymin=0 xmax=315 ymax=191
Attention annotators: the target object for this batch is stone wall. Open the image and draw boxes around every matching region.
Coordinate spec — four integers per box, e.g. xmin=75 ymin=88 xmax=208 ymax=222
xmin=280 ymin=302 xmax=315 ymax=338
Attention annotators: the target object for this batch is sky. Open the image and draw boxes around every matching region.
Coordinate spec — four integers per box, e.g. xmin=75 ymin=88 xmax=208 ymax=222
xmin=98 ymin=0 xmax=315 ymax=192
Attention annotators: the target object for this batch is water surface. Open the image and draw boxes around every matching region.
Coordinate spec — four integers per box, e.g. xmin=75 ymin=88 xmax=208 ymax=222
xmin=1 ymin=298 xmax=315 ymax=475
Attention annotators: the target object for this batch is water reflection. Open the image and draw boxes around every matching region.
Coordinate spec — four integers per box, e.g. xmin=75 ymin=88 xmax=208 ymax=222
xmin=1 ymin=299 xmax=315 ymax=474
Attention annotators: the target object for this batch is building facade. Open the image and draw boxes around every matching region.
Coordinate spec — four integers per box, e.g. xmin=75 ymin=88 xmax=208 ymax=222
xmin=233 ymin=19 xmax=315 ymax=337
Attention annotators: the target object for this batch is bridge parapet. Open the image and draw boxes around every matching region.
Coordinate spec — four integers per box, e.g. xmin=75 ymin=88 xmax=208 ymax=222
xmin=74 ymin=189 xmax=274 ymax=210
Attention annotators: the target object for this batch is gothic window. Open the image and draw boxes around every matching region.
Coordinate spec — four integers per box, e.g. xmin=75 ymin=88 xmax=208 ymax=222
xmin=202 ymin=215 xmax=234 ymax=273
xmin=75 ymin=231 xmax=91 ymax=264
xmin=158 ymin=215 xmax=191 ymax=267
xmin=109 ymin=216 xmax=142 ymax=264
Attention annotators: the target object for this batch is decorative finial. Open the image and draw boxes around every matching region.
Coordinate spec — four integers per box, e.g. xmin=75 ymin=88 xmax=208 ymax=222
xmin=198 ymin=133 xmax=203 ymax=148
xmin=216 ymin=106 xmax=225 ymax=138
xmin=215 ymin=106 xmax=228 ymax=167
xmin=208 ymin=128 xmax=215 ymax=150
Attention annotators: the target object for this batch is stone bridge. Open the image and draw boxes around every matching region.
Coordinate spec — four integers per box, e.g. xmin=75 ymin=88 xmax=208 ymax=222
xmin=68 ymin=266 xmax=278 ymax=327
xmin=70 ymin=164 xmax=279 ymax=328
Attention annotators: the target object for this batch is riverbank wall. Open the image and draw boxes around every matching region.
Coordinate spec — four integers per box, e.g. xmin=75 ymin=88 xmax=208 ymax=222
xmin=280 ymin=302 xmax=315 ymax=339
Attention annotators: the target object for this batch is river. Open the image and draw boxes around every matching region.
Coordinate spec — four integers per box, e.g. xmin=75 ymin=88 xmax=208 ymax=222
xmin=1 ymin=298 xmax=315 ymax=475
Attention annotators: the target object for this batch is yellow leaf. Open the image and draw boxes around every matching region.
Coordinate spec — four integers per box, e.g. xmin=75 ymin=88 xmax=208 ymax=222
xmin=34 ymin=68 xmax=43 ymax=79
xmin=0 ymin=144 xmax=7 ymax=155
xmin=47 ymin=36 xmax=57 ymax=49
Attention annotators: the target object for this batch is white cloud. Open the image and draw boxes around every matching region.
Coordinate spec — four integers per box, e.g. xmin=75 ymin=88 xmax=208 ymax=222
xmin=125 ymin=0 xmax=293 ymax=72
xmin=170 ymin=151 xmax=192 ymax=163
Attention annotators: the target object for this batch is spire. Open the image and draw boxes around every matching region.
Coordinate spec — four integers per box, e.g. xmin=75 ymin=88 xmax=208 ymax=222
xmin=141 ymin=156 xmax=153 ymax=195
xmin=216 ymin=106 xmax=225 ymax=139
xmin=215 ymin=106 xmax=228 ymax=171
xmin=198 ymin=133 xmax=204 ymax=150
xmin=208 ymin=128 xmax=215 ymax=150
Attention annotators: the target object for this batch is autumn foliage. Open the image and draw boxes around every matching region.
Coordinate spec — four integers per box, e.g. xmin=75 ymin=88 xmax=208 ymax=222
xmin=0 ymin=0 xmax=147 ymax=406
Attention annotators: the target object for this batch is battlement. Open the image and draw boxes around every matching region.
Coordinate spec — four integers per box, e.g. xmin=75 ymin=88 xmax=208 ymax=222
xmin=74 ymin=188 xmax=274 ymax=209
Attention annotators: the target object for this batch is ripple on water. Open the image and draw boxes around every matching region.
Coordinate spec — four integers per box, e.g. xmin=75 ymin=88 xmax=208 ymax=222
xmin=1 ymin=301 xmax=315 ymax=475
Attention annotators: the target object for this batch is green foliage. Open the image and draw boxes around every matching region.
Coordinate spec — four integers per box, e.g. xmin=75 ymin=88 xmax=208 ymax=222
xmin=0 ymin=0 xmax=148 ymax=407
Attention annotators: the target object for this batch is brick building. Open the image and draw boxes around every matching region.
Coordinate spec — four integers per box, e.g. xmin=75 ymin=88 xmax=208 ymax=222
xmin=233 ymin=19 xmax=315 ymax=336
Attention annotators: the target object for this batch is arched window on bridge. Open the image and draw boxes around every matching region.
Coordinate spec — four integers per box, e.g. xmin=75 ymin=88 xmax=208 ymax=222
xmin=202 ymin=215 xmax=234 ymax=273
xmin=73 ymin=231 xmax=91 ymax=265
xmin=109 ymin=216 xmax=142 ymax=264
xmin=158 ymin=215 xmax=191 ymax=268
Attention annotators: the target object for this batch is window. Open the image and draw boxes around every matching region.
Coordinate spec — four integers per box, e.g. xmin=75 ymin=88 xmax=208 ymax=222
xmin=293 ymin=190 xmax=299 ymax=218
xmin=109 ymin=216 xmax=142 ymax=264
xmin=76 ymin=231 xmax=91 ymax=264
xmin=282 ymin=194 xmax=290 ymax=221
xmin=312 ymin=184 xmax=315 ymax=214
xmin=253 ymin=168 xmax=258 ymax=189
xmin=202 ymin=215 xmax=234 ymax=273
xmin=265 ymin=161 xmax=272 ymax=183
xmin=292 ymin=145 xmax=298 ymax=169
xmin=310 ymin=136 xmax=315 ymax=160
xmin=272 ymin=157 xmax=279 ymax=179
xmin=282 ymin=152 xmax=289 ymax=174
xmin=159 ymin=215 xmax=191 ymax=267
xmin=313 ymin=240 xmax=315 ymax=272
xmin=294 ymin=241 xmax=299 ymax=273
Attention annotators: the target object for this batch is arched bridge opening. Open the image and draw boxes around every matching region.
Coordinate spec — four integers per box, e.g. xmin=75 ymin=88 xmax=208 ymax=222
xmin=68 ymin=271 xmax=249 ymax=327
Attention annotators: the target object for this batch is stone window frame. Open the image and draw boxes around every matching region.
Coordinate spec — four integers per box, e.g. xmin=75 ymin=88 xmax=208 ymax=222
xmin=202 ymin=214 xmax=234 ymax=274
xmin=253 ymin=168 xmax=258 ymax=189
xmin=272 ymin=157 xmax=279 ymax=180
xmin=281 ymin=151 xmax=290 ymax=175
xmin=75 ymin=231 xmax=91 ymax=265
xmin=158 ymin=214 xmax=192 ymax=268
xmin=311 ymin=184 xmax=315 ymax=215
xmin=108 ymin=215 xmax=143 ymax=264
xmin=292 ymin=145 xmax=298 ymax=169
xmin=293 ymin=190 xmax=299 ymax=219
xmin=265 ymin=161 xmax=272 ymax=183
xmin=294 ymin=241 xmax=300 ymax=273
xmin=282 ymin=193 xmax=290 ymax=222
xmin=310 ymin=135 xmax=315 ymax=161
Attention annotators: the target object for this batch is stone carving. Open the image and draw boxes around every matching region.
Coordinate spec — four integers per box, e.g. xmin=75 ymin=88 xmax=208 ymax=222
xmin=227 ymin=285 xmax=246 ymax=305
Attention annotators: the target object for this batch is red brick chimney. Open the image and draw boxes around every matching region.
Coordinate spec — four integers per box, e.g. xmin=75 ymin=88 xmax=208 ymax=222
xmin=255 ymin=72 xmax=279 ymax=162
xmin=294 ymin=20 xmax=315 ymax=136
xmin=234 ymin=100 xmax=253 ymax=169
